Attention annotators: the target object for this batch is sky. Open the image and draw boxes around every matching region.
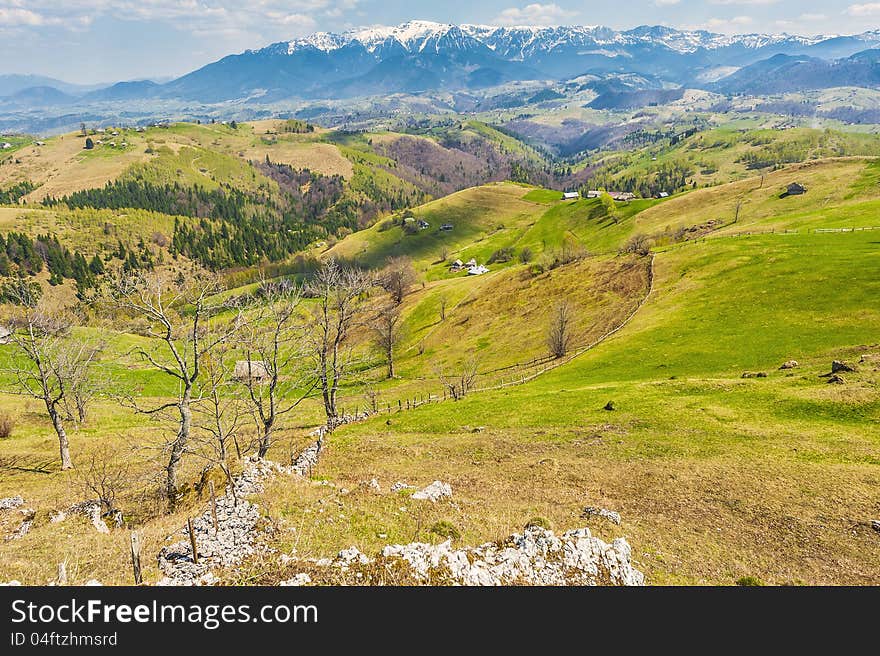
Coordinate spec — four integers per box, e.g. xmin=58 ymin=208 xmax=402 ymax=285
xmin=0 ymin=1 xmax=878 ymax=84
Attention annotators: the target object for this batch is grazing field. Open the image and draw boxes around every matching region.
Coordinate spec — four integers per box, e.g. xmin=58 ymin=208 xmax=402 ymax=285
xmin=268 ymin=230 xmax=880 ymax=586
xmin=325 ymin=182 xmax=549 ymax=274
xmin=0 ymin=120 xmax=878 ymax=587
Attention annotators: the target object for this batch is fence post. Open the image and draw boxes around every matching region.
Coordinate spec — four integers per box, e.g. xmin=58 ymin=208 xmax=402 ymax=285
xmin=187 ymin=518 xmax=199 ymax=564
xmin=130 ymin=531 xmax=142 ymax=585
xmin=209 ymin=481 xmax=219 ymax=534
xmin=56 ymin=561 xmax=67 ymax=585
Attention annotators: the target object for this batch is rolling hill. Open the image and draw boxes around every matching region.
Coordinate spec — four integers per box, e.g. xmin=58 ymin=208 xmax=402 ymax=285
xmin=0 ymin=120 xmax=879 ymax=586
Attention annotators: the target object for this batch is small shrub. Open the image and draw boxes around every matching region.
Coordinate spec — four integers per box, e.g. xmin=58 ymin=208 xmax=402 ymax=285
xmin=0 ymin=414 xmax=14 ymax=438
xmin=736 ymin=576 xmax=764 ymax=586
xmin=519 ymin=247 xmax=534 ymax=263
xmin=524 ymin=516 xmax=552 ymax=531
xmin=429 ymin=520 xmax=461 ymax=541
xmin=487 ymin=247 xmax=514 ymax=264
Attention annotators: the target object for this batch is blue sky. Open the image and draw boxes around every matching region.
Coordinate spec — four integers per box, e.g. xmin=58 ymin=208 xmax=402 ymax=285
xmin=0 ymin=1 xmax=878 ymax=84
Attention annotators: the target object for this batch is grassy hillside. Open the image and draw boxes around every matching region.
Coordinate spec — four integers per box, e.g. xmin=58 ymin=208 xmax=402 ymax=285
xmin=1 ymin=129 xmax=879 ymax=587
xmin=326 ymin=182 xmax=548 ymax=274
xmin=579 ymin=126 xmax=880 ymax=196
xmin=282 ymin=228 xmax=880 ymax=585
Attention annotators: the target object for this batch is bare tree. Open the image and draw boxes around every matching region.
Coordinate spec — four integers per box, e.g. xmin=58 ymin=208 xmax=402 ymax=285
xmin=242 ymin=280 xmax=314 ymax=458
xmin=107 ymin=268 xmax=245 ymax=510
xmin=191 ymin=348 xmax=243 ymax=503
xmin=380 ymin=256 xmax=418 ymax=305
xmin=305 ymin=259 xmax=373 ymax=423
xmin=1 ymin=279 xmax=99 ymax=470
xmin=547 ymin=301 xmax=574 ymax=359
xmin=64 ymin=349 xmax=107 ymax=427
xmin=361 ymin=383 xmax=380 ymax=413
xmin=439 ymin=295 xmax=448 ymax=321
xmin=76 ymin=443 xmax=130 ymax=521
xmin=371 ymin=303 xmax=404 ymax=379
xmin=620 ymin=234 xmax=651 ymax=257
xmin=436 ymin=357 xmax=478 ymax=401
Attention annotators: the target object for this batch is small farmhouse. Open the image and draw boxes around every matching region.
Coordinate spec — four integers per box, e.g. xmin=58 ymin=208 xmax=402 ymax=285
xmin=0 ymin=142 xmax=12 ymax=149
xmin=449 ymin=259 xmax=464 ymax=271
xmin=608 ymin=191 xmax=636 ymax=202
xmin=418 ymin=219 xmax=430 ymax=229
xmin=562 ymin=191 xmax=580 ymax=200
xmin=234 ymin=360 xmax=270 ymax=382
xmin=586 ymin=190 xmax=602 ymax=198
xmin=467 ymin=264 xmax=489 ymax=275
xmin=656 ymin=191 xmax=669 ymax=198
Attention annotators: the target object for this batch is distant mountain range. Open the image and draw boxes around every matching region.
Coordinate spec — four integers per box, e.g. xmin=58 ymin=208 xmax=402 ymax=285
xmin=158 ymin=21 xmax=880 ymax=101
xmin=4 ymin=21 xmax=880 ymax=106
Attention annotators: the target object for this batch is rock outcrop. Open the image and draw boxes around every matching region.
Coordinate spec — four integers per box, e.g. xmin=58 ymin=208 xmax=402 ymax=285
xmin=412 ymin=481 xmax=453 ymax=502
xmin=156 ymin=456 xmax=292 ymax=585
xmin=0 ymin=495 xmax=24 ymax=511
xmin=330 ymin=526 xmax=644 ymax=586
xmin=582 ymin=506 xmax=622 ymax=525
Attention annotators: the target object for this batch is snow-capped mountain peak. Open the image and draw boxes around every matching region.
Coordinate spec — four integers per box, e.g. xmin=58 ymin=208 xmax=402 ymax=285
xmin=280 ymin=21 xmax=861 ymax=58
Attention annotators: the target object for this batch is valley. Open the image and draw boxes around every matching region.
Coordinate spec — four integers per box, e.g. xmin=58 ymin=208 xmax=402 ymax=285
xmin=0 ymin=107 xmax=878 ymax=586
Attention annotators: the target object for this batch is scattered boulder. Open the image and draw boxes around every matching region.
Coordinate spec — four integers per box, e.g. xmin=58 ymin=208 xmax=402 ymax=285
xmin=871 ymin=520 xmax=880 ymax=535
xmin=827 ymin=374 xmax=847 ymax=385
xmin=6 ymin=508 xmax=36 ymax=540
xmin=361 ymin=478 xmax=381 ymax=492
xmin=280 ymin=573 xmax=311 ymax=586
xmin=831 ymin=360 xmax=856 ymax=374
xmin=581 ymin=507 xmax=622 ymax=525
xmin=779 ymin=360 xmax=799 ymax=370
xmin=391 ymin=481 xmax=415 ymax=492
xmin=603 ymin=401 xmax=615 ymax=411
xmin=0 ymin=580 xmax=22 ymax=586
xmin=54 ymin=501 xmax=110 ymax=534
xmin=0 ymin=495 xmax=24 ymax=511
xmin=412 ymin=481 xmax=453 ymax=502
xmin=336 ymin=546 xmax=370 ymax=567
xmin=742 ymin=371 xmax=768 ymax=379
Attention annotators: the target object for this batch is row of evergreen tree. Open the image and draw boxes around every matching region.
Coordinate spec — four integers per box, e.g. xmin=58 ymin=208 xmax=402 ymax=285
xmin=38 ymin=161 xmax=391 ymax=270
xmin=0 ymin=181 xmax=37 ymax=205
xmin=0 ymin=231 xmax=104 ymax=290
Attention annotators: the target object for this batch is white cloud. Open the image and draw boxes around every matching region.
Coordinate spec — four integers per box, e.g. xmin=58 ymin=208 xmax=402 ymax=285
xmin=492 ymin=3 xmax=578 ymax=27
xmin=799 ymin=13 xmax=827 ymax=21
xmin=692 ymin=15 xmax=754 ymax=33
xmin=0 ymin=1 xmax=354 ymax=41
xmin=710 ymin=0 xmax=778 ymax=5
xmin=846 ymin=3 xmax=880 ymax=16
xmin=654 ymin=0 xmax=681 ymax=6
xmin=0 ymin=7 xmax=57 ymax=26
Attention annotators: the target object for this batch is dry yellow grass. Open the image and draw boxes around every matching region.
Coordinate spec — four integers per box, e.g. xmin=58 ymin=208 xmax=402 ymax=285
xmin=242 ymin=141 xmax=354 ymax=179
xmin=0 ymin=135 xmax=153 ymax=202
